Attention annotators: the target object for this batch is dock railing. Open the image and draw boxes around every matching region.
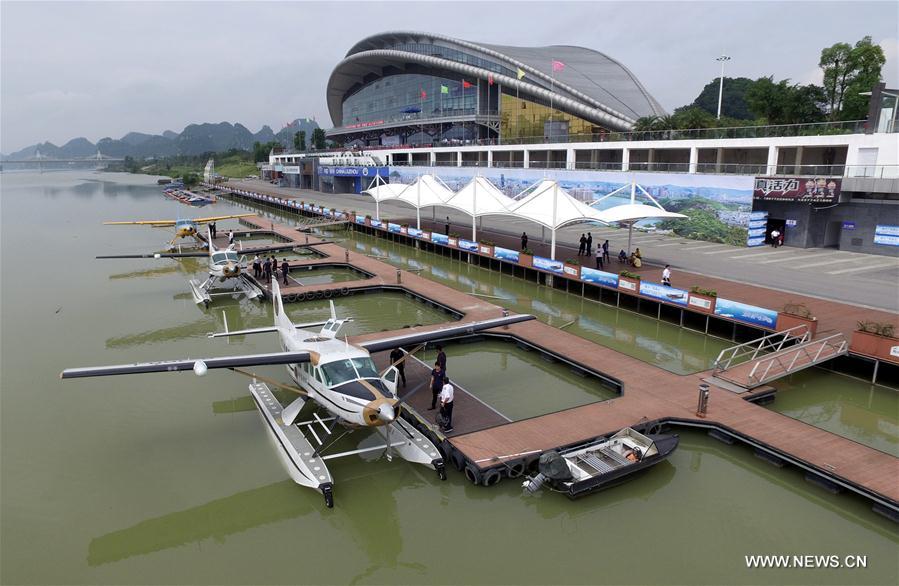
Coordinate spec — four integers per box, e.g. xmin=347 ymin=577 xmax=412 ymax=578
xmin=746 ymin=333 xmax=849 ymax=386
xmin=713 ymin=325 xmax=811 ymax=374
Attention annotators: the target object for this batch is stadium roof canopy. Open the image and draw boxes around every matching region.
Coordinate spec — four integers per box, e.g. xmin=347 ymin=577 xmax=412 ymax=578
xmin=328 ymin=31 xmax=665 ymax=131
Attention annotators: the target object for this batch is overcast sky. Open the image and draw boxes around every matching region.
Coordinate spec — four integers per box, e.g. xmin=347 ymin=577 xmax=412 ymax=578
xmin=2 ymin=0 xmax=897 ymax=153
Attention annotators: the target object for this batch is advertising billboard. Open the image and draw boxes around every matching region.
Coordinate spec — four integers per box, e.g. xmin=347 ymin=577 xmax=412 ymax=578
xmin=387 ymin=222 xmax=401 ymax=233
xmin=639 ymin=281 xmax=689 ymax=306
xmin=580 ymin=267 xmax=619 ymax=288
xmin=753 ymin=177 xmax=840 ymax=203
xmin=533 ymin=256 xmax=563 ymax=274
xmin=457 ymin=239 xmax=479 ymax=252
xmin=493 ymin=246 xmax=520 ymax=263
xmin=714 ymin=298 xmax=778 ymax=329
xmin=874 ymin=225 xmax=899 ymax=247
xmin=431 ymin=233 xmax=449 ymax=245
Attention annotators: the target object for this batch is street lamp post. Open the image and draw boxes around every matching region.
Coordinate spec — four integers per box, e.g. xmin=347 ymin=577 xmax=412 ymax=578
xmin=716 ymin=54 xmax=731 ymax=120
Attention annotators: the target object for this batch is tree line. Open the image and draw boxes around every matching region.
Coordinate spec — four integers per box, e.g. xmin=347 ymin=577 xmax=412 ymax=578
xmin=635 ymin=36 xmax=886 ymax=131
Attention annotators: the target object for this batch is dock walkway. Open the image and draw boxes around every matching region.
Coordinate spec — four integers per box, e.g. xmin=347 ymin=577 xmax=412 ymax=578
xmin=231 ymin=212 xmax=898 ymax=513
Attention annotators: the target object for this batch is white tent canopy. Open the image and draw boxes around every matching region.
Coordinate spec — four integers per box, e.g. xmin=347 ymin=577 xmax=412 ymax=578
xmin=442 ymin=176 xmax=517 ymax=241
xmin=510 ymin=180 xmax=609 ymax=259
xmin=362 ymin=176 xmax=409 ymax=220
xmin=591 ymin=180 xmax=687 ymax=254
xmin=394 ymin=174 xmax=454 ymax=229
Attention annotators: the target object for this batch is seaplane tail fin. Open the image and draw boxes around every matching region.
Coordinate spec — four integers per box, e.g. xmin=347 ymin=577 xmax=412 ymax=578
xmin=329 ymin=299 xmax=337 ymax=320
xmin=271 ymin=278 xmax=294 ymax=331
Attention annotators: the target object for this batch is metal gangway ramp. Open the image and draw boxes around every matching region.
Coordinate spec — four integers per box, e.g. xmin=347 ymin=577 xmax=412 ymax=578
xmin=710 ymin=325 xmax=849 ymax=390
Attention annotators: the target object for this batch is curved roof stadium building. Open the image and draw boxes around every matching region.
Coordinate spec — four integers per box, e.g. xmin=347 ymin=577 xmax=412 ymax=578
xmin=326 ymin=31 xmax=665 ymax=148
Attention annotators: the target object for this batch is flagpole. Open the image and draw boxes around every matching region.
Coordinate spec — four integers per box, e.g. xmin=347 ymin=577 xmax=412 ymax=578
xmin=476 ymin=77 xmax=480 ymax=145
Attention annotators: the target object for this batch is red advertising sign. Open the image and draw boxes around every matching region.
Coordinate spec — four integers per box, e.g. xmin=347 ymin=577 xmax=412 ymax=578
xmin=753 ymin=177 xmax=840 ymax=203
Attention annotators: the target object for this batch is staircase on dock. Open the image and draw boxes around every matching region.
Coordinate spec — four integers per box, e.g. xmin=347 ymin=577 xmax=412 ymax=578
xmin=711 ymin=325 xmax=849 ymax=390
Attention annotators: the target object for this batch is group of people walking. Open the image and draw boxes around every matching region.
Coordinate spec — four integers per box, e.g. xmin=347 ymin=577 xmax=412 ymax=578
xmin=387 ymin=344 xmax=455 ymax=433
xmin=252 ymin=255 xmax=290 ymax=285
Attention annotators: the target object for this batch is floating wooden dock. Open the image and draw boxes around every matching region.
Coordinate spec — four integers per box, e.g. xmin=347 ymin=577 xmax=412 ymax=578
xmin=223 ymin=210 xmax=899 ymax=516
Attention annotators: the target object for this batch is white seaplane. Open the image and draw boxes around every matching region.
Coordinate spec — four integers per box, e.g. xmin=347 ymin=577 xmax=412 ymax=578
xmin=62 ymin=280 xmax=535 ymax=507
xmin=98 ymin=227 xmax=304 ymax=307
xmin=103 ymin=213 xmax=255 ymax=249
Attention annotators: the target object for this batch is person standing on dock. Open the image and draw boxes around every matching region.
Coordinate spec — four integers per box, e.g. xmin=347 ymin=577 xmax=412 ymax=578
xmin=521 ymin=232 xmax=528 ymax=251
xmin=210 ymin=221 xmax=217 ymax=239
xmin=281 ymin=259 xmax=290 ymax=286
xmin=438 ymin=380 xmax=455 ymax=433
xmin=389 ymin=347 xmax=407 ymax=387
xmin=263 ymin=257 xmax=271 ymax=282
xmin=662 ymin=265 xmax=672 ymax=287
xmin=595 ymin=252 xmax=604 ymax=271
xmin=602 ymin=240 xmax=610 ymax=263
xmin=435 ymin=344 xmax=447 ymax=375
xmin=586 ymin=233 xmax=593 ymax=256
xmin=445 ymin=216 xmax=450 ymax=236
xmin=252 ymin=255 xmax=261 ymax=279
xmin=578 ymin=234 xmax=587 ymax=256
xmin=428 ymin=363 xmax=446 ymax=410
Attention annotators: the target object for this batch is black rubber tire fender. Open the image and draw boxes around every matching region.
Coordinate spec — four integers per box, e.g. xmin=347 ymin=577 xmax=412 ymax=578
xmin=506 ymin=462 xmax=526 ymax=478
xmin=340 ymin=287 xmax=349 ymax=296
xmin=323 ymin=289 xmax=333 ymax=299
xmin=314 ymin=290 xmax=325 ymax=299
xmin=463 ymin=464 xmax=482 ymax=485
xmin=481 ymin=468 xmax=502 ymax=487
xmin=451 ymin=449 xmax=466 ymax=472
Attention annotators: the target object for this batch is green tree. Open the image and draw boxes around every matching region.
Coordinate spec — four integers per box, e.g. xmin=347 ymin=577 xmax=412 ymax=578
xmin=182 ymin=172 xmax=200 ymax=188
xmin=633 ymin=116 xmax=659 ymax=131
xmin=674 ymin=107 xmax=715 ymax=130
xmin=311 ymin=128 xmax=326 ymax=150
xmin=682 ymin=77 xmax=757 ymax=120
xmin=253 ymin=140 xmax=280 ymax=162
xmin=819 ymin=36 xmax=886 ymax=120
xmin=293 ymin=131 xmax=306 ymax=151
xmin=746 ymin=77 xmax=825 ymax=125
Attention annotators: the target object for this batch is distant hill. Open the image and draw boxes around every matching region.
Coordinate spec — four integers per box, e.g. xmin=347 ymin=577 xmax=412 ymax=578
xmin=2 ymin=118 xmax=321 ymax=161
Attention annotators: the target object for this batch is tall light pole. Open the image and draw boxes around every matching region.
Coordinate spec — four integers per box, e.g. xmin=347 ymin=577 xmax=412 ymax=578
xmin=716 ymin=54 xmax=731 ymax=119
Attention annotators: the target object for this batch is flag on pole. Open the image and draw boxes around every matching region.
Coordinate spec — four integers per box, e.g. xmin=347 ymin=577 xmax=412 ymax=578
xmin=488 ymin=74 xmax=495 ymax=86
xmin=552 ymin=60 xmax=565 ymax=72
xmin=462 ymin=80 xmax=472 ymax=89
xmin=440 ymin=85 xmax=449 ymax=94
xmin=516 ymin=68 xmax=525 ymax=80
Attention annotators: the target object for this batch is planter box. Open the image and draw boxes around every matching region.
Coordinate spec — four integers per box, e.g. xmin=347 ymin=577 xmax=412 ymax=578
xmin=448 ymin=237 xmax=458 ymax=248
xmin=687 ymin=293 xmax=717 ymax=314
xmin=519 ymin=253 xmax=533 ymax=268
xmin=776 ymin=312 xmax=818 ymax=338
xmin=563 ymin=263 xmax=581 ymax=279
xmin=850 ymin=330 xmax=899 ymax=363
xmin=479 ymin=244 xmax=494 ymax=256
xmin=618 ymin=276 xmax=640 ymax=292
xmin=364 ymin=218 xmax=372 ymax=227
xmin=400 ymin=227 xmax=408 ymax=235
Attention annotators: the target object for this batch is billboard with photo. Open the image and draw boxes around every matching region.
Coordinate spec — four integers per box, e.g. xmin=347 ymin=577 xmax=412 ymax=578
xmin=753 ymin=177 xmax=840 ymax=203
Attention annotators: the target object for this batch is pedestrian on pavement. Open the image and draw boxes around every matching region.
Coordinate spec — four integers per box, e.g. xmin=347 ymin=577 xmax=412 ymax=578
xmin=389 ymin=347 xmax=407 ymax=387
xmin=445 ymin=216 xmax=450 ymax=236
xmin=438 ymin=380 xmax=455 ymax=432
xmin=662 ymin=265 xmax=672 ymax=286
xmin=228 ymin=230 xmax=234 ymax=246
xmin=578 ymin=234 xmax=587 ymax=256
xmin=428 ymin=363 xmax=446 ymax=410
xmin=281 ymin=259 xmax=290 ymax=286
xmin=210 ymin=222 xmax=217 ymax=239
xmin=521 ymin=231 xmax=528 ymax=251
xmin=595 ymin=253 xmax=604 ymax=271
xmin=252 ymin=255 xmax=261 ymax=279
xmin=603 ymin=240 xmax=610 ymax=262
xmin=586 ymin=233 xmax=593 ymax=256
xmin=770 ymin=229 xmax=781 ymax=248
xmin=263 ymin=257 xmax=271 ymax=282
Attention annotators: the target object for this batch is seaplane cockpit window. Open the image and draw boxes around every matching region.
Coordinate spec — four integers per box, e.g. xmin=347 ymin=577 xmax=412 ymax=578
xmin=224 ymin=251 xmax=239 ymax=262
xmin=350 ymin=358 xmax=379 ymax=380
xmin=320 ymin=360 xmax=357 ymax=387
xmin=212 ymin=253 xmax=227 ymax=265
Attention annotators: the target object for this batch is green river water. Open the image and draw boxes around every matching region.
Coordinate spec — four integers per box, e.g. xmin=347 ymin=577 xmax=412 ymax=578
xmin=1 ymin=172 xmax=896 ymax=585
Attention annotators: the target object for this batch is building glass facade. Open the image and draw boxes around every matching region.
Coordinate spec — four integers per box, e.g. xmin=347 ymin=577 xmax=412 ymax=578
xmin=342 ymin=74 xmax=479 ymax=127
xmin=499 ymin=93 xmax=601 ymax=140
xmin=385 ymin=43 xmax=517 ymax=79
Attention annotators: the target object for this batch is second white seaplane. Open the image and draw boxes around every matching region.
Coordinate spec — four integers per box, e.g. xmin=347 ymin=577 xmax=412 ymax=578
xmin=61 ymin=280 xmax=535 ymax=507
xmin=103 ymin=213 xmax=256 ymax=250
xmin=98 ymin=226 xmax=305 ymax=307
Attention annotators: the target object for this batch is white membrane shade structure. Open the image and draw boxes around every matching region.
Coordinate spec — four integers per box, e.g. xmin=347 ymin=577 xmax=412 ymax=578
xmin=363 ymin=176 xmax=409 ymax=220
xmin=443 ymin=176 xmax=516 ymax=241
xmin=510 ymin=180 xmax=609 ymax=260
xmin=591 ymin=181 xmax=687 ymax=254
xmin=395 ymin=174 xmax=454 ymax=229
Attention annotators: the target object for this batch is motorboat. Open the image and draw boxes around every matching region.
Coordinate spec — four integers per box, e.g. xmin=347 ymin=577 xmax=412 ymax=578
xmin=522 ymin=427 xmax=678 ymax=499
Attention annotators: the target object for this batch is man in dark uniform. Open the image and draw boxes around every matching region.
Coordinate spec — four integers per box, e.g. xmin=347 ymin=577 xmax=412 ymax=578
xmin=521 ymin=231 xmax=528 ymax=251
xmin=281 ymin=259 xmax=290 ymax=286
xmin=209 ymin=221 xmax=217 ymax=239
xmin=389 ymin=347 xmax=407 ymax=387
xmin=444 ymin=216 xmax=450 ymax=236
xmin=435 ymin=344 xmax=446 ymax=375
xmin=262 ymin=257 xmax=271 ymax=282
xmin=428 ymin=363 xmax=445 ymax=410
xmin=586 ymin=233 xmax=593 ymax=256
xmin=578 ymin=234 xmax=587 ymax=256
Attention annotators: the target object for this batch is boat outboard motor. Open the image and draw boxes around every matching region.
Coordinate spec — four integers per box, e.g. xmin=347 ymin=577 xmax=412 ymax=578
xmin=522 ymin=451 xmax=572 ymax=495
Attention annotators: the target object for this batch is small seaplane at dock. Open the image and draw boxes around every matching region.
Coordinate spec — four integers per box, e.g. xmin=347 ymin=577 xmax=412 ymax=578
xmin=61 ymin=281 xmax=535 ymax=507
xmin=103 ymin=213 xmax=255 ymax=249
xmin=97 ymin=226 xmax=305 ymax=306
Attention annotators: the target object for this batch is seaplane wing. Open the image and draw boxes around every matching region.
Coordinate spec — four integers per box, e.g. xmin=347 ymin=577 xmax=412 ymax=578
xmin=60 ymin=350 xmax=312 ymax=379
xmin=357 ymin=314 xmax=536 ymax=352
xmin=97 ymin=251 xmax=209 ymax=259
xmin=192 ymin=214 xmax=256 ymax=224
xmin=104 ymin=220 xmax=178 ymax=226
